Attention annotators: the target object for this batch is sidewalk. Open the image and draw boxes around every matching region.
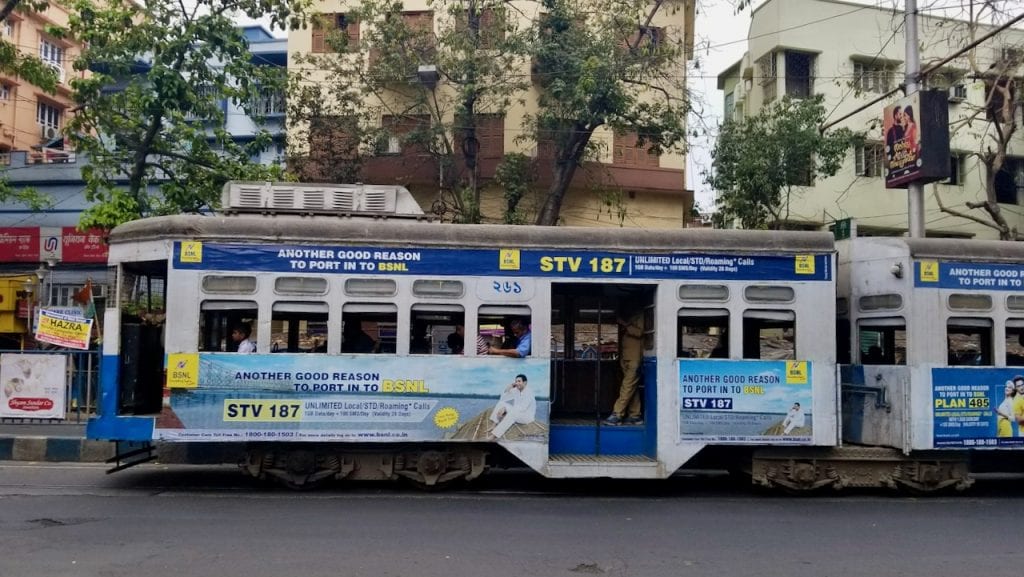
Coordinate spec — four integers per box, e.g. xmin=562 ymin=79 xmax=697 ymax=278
xmin=0 ymin=419 xmax=114 ymax=462
xmin=0 ymin=418 xmax=245 ymax=465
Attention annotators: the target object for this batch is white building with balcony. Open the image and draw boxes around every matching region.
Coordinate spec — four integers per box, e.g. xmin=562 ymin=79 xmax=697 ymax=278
xmin=716 ymin=0 xmax=1024 ymax=239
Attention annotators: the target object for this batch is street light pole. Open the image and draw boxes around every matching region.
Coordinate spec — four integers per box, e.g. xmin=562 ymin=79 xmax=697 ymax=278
xmin=905 ymin=0 xmax=925 ymax=238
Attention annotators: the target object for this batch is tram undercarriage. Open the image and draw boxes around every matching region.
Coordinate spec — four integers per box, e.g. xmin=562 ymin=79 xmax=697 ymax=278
xmin=240 ymin=443 xmax=489 ymax=489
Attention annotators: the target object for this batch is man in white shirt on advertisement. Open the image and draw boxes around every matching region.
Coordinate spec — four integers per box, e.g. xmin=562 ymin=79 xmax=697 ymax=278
xmin=488 ymin=374 xmax=536 ymax=440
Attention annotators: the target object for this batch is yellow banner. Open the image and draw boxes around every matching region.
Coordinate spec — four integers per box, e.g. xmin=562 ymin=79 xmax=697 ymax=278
xmin=35 ymin=309 xmax=92 ymax=350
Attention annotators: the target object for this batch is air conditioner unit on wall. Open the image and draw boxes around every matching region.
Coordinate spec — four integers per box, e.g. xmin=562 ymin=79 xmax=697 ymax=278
xmin=40 ymin=125 xmax=59 ymax=140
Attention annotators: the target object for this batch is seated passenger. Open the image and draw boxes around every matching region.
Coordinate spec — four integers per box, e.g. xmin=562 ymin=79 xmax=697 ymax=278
xmin=489 ymin=319 xmax=531 ymax=358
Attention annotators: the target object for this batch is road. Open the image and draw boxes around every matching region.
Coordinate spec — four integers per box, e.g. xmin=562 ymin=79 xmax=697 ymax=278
xmin=0 ymin=462 xmax=1020 ymax=577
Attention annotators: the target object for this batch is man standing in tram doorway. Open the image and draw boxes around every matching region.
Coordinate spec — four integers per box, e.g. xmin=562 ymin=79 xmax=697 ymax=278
xmin=604 ymin=302 xmax=645 ymax=426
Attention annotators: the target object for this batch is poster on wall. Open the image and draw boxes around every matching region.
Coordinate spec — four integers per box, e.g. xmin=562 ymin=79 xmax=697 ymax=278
xmin=933 ymin=368 xmax=1024 ymax=448
xmin=884 ymin=90 xmax=950 ymax=188
xmin=679 ymin=359 xmax=813 ymax=444
xmin=158 ymin=354 xmax=550 ymax=444
xmin=0 ymin=354 xmax=67 ymax=419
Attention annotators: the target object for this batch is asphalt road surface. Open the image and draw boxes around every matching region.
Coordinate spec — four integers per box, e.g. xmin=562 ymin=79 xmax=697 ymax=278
xmin=1 ymin=462 xmax=1020 ymax=577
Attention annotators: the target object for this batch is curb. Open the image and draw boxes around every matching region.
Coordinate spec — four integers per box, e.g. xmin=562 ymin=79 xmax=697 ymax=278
xmin=0 ymin=436 xmax=245 ymax=465
xmin=0 ymin=436 xmax=115 ymax=463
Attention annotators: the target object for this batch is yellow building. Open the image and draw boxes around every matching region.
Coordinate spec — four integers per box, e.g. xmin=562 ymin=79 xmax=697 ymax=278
xmin=287 ymin=0 xmax=696 ymax=228
xmin=0 ymin=3 xmax=82 ymax=163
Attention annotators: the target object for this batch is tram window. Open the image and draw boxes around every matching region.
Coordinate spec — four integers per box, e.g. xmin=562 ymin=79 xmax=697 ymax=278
xmin=202 ymin=275 xmax=257 ymax=294
xmin=344 ymin=278 xmax=397 ymax=297
xmin=677 ymin=309 xmax=728 ymax=358
xmin=412 ymin=279 xmax=464 ymax=298
xmin=858 ymin=294 xmax=902 ymax=311
xmin=948 ymin=294 xmax=992 ymax=311
xmin=410 ymin=304 xmax=464 ymax=354
xmin=1006 ymin=321 xmax=1024 ymax=366
xmin=678 ymin=284 xmax=729 ymax=302
xmin=199 ymin=300 xmax=258 ymax=352
xmin=836 ymin=318 xmax=851 ymax=365
xmin=742 ymin=310 xmax=795 ymax=360
xmin=342 ymin=304 xmax=397 ymax=354
xmin=275 ymin=276 xmax=328 ymax=295
xmin=947 ymin=318 xmax=992 ymax=366
xmin=271 ymin=302 xmax=328 ymax=353
xmin=1008 ymin=296 xmax=1024 ymax=312
xmin=857 ymin=320 xmax=905 ymax=365
xmin=478 ymin=305 xmax=532 ymax=357
xmin=744 ymin=286 xmax=794 ymax=303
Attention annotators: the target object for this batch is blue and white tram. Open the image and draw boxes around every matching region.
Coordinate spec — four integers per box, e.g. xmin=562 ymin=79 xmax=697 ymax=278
xmin=87 ymin=185 xmax=840 ymax=488
xmin=837 ymin=237 xmax=1024 ymax=490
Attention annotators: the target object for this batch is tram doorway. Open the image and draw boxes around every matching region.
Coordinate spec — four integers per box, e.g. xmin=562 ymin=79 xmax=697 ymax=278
xmin=549 ymin=283 xmax=655 ymax=457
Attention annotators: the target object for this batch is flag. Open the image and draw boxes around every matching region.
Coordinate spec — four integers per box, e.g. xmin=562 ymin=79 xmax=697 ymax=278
xmin=72 ymin=278 xmax=95 ymax=319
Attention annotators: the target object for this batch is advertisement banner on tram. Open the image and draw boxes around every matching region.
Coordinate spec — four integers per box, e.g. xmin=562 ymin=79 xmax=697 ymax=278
xmin=933 ymin=368 xmax=1024 ymax=448
xmin=679 ymin=359 xmax=813 ymax=444
xmin=158 ymin=354 xmax=549 ymax=444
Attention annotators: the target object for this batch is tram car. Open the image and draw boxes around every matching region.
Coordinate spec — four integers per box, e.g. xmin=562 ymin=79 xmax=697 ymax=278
xmin=84 ymin=182 xmax=1024 ymax=491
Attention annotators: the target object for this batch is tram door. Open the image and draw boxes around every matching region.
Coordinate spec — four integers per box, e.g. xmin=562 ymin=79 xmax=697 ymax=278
xmin=549 ymin=283 xmax=654 ymax=457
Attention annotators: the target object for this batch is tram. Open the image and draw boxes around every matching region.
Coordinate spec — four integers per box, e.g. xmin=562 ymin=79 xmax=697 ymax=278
xmin=85 ymin=181 xmax=1024 ymax=491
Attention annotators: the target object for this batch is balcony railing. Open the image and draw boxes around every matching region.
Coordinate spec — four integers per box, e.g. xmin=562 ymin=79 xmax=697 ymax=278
xmin=29 ymin=146 xmax=76 ymax=164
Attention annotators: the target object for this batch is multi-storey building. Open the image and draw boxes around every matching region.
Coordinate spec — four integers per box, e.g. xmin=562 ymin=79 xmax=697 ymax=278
xmin=287 ymin=0 xmax=696 ymax=228
xmin=0 ymin=2 xmax=82 ymax=162
xmin=716 ymin=0 xmax=1024 ymax=239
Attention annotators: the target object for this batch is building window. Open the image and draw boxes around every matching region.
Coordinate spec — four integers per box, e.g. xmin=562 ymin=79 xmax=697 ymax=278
xmin=380 ymin=114 xmax=431 ymax=156
xmin=0 ymin=85 xmax=9 ymax=101
xmin=854 ymin=144 xmax=884 ymax=177
xmin=756 ymin=51 xmax=777 ymax=103
xmin=460 ymin=8 xmax=503 ymax=49
xmin=985 ymin=76 xmax=1017 ymax=123
xmin=251 ymin=86 xmax=285 ymax=117
xmin=39 ymin=38 xmax=64 ymax=82
xmin=312 ymin=13 xmax=360 ymax=53
xmin=37 ymin=101 xmax=61 ymax=130
xmin=785 ymin=51 xmax=814 ymax=98
xmin=943 ymin=154 xmax=965 ymax=185
xmin=995 ymin=157 xmax=1024 ymax=204
xmin=853 ymin=60 xmax=895 ymax=94
xmin=457 ymin=114 xmax=504 ymax=162
xmin=613 ymin=131 xmax=660 ymax=167
xmin=4 ymin=22 xmax=13 ymax=38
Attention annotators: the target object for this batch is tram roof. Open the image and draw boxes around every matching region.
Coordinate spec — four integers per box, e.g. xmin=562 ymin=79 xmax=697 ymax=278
xmin=110 ymin=215 xmax=836 ymax=254
xmin=864 ymin=237 xmax=1024 ymax=263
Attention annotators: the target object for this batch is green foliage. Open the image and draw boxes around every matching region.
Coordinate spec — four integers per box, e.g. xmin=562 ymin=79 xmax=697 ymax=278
xmin=64 ymin=0 xmax=309 ymax=229
xmin=528 ymin=0 xmax=689 ymax=225
xmin=494 ymin=153 xmax=533 ymax=224
xmin=707 ymin=95 xmax=857 ymax=229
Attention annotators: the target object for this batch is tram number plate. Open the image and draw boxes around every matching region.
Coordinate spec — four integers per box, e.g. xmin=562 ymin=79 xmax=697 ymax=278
xmin=681 ymin=397 xmax=733 ymax=410
xmin=223 ymin=400 xmax=303 ymax=422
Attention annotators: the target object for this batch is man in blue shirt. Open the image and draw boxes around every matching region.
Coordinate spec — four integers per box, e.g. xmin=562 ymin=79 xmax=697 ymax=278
xmin=489 ymin=319 xmax=531 ymax=358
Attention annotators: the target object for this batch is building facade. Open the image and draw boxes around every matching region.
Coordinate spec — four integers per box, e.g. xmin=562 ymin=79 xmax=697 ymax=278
xmin=0 ymin=2 xmax=82 ymax=164
xmin=287 ymin=0 xmax=696 ymax=228
xmin=716 ymin=0 xmax=1024 ymax=239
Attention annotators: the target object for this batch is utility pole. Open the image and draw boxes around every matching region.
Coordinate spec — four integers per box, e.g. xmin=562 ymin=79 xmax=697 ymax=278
xmin=905 ymin=0 xmax=925 ymax=238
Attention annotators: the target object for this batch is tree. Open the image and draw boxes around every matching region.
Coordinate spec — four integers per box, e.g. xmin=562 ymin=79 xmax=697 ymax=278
xmin=289 ymin=0 xmax=530 ymax=223
xmin=64 ymin=0 xmax=309 ymax=229
xmin=707 ymin=95 xmax=855 ymax=229
xmin=931 ymin=4 xmax=1024 ymax=240
xmin=528 ymin=0 xmax=688 ymax=225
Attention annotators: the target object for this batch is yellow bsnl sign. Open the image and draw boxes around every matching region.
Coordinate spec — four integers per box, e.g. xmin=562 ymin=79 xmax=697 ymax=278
xmin=785 ymin=361 xmax=809 ymax=385
xmin=166 ymin=353 xmax=199 ymax=388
